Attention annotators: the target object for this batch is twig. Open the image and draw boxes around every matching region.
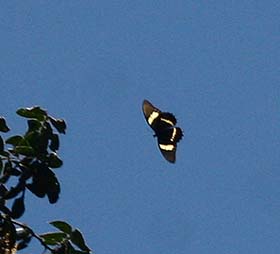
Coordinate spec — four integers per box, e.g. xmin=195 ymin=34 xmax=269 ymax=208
xmin=11 ymin=219 xmax=54 ymax=253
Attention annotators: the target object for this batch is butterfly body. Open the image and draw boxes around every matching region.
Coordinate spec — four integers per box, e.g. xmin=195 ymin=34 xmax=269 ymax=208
xmin=142 ymin=100 xmax=183 ymax=163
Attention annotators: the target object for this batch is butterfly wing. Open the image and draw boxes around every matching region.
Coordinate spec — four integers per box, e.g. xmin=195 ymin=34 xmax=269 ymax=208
xmin=142 ymin=100 xmax=161 ymax=131
xmin=157 ymin=127 xmax=183 ymax=163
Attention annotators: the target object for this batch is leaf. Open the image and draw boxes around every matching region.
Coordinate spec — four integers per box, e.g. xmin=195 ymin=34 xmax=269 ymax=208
xmin=49 ymin=134 xmax=59 ymax=151
xmin=50 ymin=221 xmax=72 ymax=235
xmin=11 ymin=195 xmax=25 ymax=219
xmin=48 ymin=152 xmax=63 ymax=168
xmin=14 ymin=146 xmax=35 ymax=156
xmin=68 ymin=242 xmax=91 ymax=254
xmin=49 ymin=117 xmax=66 ymax=134
xmin=0 ymin=184 xmax=8 ymax=196
xmin=0 ymin=117 xmax=10 ymax=132
xmin=40 ymin=232 xmax=67 ymax=245
xmin=71 ymin=229 xmax=91 ymax=252
xmin=16 ymin=106 xmax=47 ymax=121
xmin=27 ymin=119 xmax=42 ymax=132
xmin=6 ymin=135 xmax=24 ymax=146
xmin=47 ymin=173 xmax=60 ymax=204
xmin=0 ymin=158 xmax=2 ymax=175
xmin=0 ymin=135 xmax=4 ymax=152
xmin=10 ymin=167 xmax=21 ymax=176
xmin=25 ymin=130 xmax=50 ymax=155
xmin=4 ymin=182 xmax=25 ymax=200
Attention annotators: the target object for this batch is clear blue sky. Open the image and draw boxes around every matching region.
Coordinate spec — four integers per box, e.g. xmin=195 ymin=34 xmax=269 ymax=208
xmin=1 ymin=1 xmax=279 ymax=253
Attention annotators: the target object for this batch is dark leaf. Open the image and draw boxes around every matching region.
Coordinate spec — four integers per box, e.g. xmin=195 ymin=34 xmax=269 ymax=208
xmin=71 ymin=229 xmax=91 ymax=252
xmin=26 ymin=162 xmax=60 ymax=202
xmin=25 ymin=130 xmax=48 ymax=155
xmin=0 ymin=204 xmax=12 ymax=215
xmin=6 ymin=135 xmax=24 ymax=146
xmin=68 ymin=242 xmax=90 ymax=254
xmin=16 ymin=238 xmax=31 ymax=251
xmin=0 ymin=152 xmax=3 ymax=174
xmin=50 ymin=221 xmax=72 ymax=235
xmin=40 ymin=232 xmax=67 ymax=245
xmin=16 ymin=106 xmax=47 ymax=121
xmin=0 ymin=150 xmax=9 ymax=157
xmin=26 ymin=181 xmax=46 ymax=198
xmin=47 ymin=173 xmax=60 ymax=204
xmin=4 ymin=182 xmax=25 ymax=199
xmin=0 ymin=136 xmax=4 ymax=153
xmin=4 ymin=161 xmax=12 ymax=174
xmin=11 ymin=195 xmax=25 ymax=219
xmin=48 ymin=152 xmax=63 ymax=168
xmin=10 ymin=167 xmax=21 ymax=176
xmin=0 ymin=117 xmax=10 ymax=132
xmin=15 ymin=145 xmax=35 ymax=156
xmin=50 ymin=117 xmax=67 ymax=134
xmin=50 ymin=134 xmax=59 ymax=151
xmin=18 ymin=164 xmax=32 ymax=181
xmin=26 ymin=162 xmax=48 ymax=197
xmin=0 ymin=184 xmax=8 ymax=196
xmin=0 ymin=173 xmax=10 ymax=184
xmin=27 ymin=119 xmax=42 ymax=132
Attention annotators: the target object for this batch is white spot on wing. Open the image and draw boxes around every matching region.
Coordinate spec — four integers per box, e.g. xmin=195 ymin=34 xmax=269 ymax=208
xmin=160 ymin=118 xmax=174 ymax=126
xmin=159 ymin=144 xmax=175 ymax=151
xmin=148 ymin=111 xmax=159 ymax=125
xmin=170 ymin=128 xmax=177 ymax=142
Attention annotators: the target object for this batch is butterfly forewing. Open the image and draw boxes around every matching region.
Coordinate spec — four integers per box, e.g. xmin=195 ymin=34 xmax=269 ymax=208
xmin=142 ymin=100 xmax=161 ymax=130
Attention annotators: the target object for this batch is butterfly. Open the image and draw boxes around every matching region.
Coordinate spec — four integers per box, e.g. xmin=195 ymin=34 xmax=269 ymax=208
xmin=142 ymin=99 xmax=183 ymax=163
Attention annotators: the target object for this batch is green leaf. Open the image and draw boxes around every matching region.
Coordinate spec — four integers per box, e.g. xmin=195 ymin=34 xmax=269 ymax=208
xmin=16 ymin=106 xmax=47 ymax=121
xmin=48 ymin=152 xmax=63 ymax=168
xmin=0 ymin=117 xmax=10 ymax=132
xmin=14 ymin=146 xmax=35 ymax=156
xmin=50 ymin=221 xmax=72 ymax=235
xmin=6 ymin=135 xmax=24 ymax=146
xmin=40 ymin=232 xmax=67 ymax=245
xmin=49 ymin=117 xmax=66 ymax=134
xmin=27 ymin=119 xmax=42 ymax=132
xmin=25 ymin=129 xmax=50 ymax=155
xmin=71 ymin=229 xmax=91 ymax=252
xmin=11 ymin=195 xmax=25 ymax=219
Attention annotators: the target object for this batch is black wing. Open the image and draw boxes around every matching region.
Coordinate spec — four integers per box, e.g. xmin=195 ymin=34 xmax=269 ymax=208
xmin=157 ymin=127 xmax=183 ymax=163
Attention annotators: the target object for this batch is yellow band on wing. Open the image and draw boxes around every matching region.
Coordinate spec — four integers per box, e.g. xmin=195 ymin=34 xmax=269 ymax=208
xmin=159 ymin=144 xmax=175 ymax=151
xmin=148 ymin=111 xmax=160 ymax=125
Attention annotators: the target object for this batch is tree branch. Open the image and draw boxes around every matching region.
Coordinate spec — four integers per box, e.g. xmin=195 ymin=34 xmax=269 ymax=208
xmin=11 ymin=219 xmax=54 ymax=253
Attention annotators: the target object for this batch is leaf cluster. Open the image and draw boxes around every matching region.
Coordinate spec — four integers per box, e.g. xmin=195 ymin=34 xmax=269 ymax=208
xmin=0 ymin=107 xmax=91 ymax=254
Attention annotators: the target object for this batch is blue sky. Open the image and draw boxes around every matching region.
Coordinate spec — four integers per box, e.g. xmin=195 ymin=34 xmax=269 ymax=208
xmin=1 ymin=1 xmax=279 ymax=253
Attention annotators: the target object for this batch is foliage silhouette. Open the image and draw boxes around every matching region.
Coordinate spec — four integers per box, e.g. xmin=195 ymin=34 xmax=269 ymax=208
xmin=0 ymin=107 xmax=91 ymax=254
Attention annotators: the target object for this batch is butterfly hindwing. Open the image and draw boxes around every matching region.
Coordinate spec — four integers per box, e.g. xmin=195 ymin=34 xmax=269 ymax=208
xmin=157 ymin=127 xmax=183 ymax=163
xmin=158 ymin=142 xmax=176 ymax=163
xmin=142 ymin=99 xmax=183 ymax=163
